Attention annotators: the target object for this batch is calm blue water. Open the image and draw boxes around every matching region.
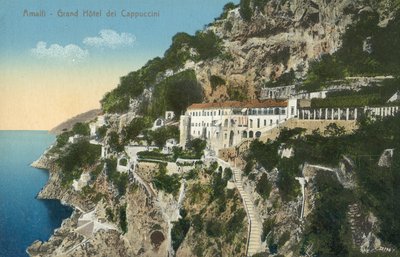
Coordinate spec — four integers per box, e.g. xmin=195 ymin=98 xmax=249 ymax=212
xmin=0 ymin=131 xmax=73 ymax=257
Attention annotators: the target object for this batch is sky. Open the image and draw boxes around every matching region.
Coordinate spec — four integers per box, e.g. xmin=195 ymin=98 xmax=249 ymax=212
xmin=0 ymin=0 xmax=239 ymax=130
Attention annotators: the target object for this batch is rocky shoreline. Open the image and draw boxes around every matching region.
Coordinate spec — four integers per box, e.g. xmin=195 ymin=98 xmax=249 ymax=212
xmin=26 ymin=150 xmax=172 ymax=257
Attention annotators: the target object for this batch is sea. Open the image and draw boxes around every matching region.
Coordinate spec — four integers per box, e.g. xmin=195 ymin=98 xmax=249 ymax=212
xmin=0 ymin=131 xmax=72 ymax=257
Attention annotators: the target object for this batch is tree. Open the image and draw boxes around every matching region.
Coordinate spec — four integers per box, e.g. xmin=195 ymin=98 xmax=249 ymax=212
xmin=239 ymin=0 xmax=252 ymax=21
xmin=256 ymin=173 xmax=272 ymax=199
xmin=72 ymin=122 xmax=90 ymax=136
xmin=123 ymin=117 xmax=152 ymax=143
xmin=152 ymin=126 xmax=179 ymax=148
xmin=108 ymin=131 xmax=124 ymax=152
xmin=187 ymin=138 xmax=207 ymax=158
xmin=324 ymin=123 xmax=346 ymax=137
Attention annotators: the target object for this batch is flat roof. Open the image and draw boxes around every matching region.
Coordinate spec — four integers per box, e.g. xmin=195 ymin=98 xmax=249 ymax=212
xmin=187 ymin=99 xmax=288 ymax=110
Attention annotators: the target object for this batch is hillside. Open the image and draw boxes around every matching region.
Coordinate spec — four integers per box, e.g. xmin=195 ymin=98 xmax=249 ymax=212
xmin=27 ymin=1 xmax=400 ymax=257
xmin=50 ymin=109 xmax=101 ymax=135
xmin=100 ymin=0 xmax=400 ymax=117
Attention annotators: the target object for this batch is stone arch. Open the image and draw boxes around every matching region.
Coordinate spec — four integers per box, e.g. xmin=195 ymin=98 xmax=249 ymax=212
xmin=242 ymin=131 xmax=248 ymax=138
xmin=249 ymin=131 xmax=254 ymax=138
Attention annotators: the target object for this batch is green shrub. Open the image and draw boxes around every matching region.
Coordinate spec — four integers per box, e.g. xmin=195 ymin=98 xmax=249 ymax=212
xmin=151 ymin=126 xmax=179 ymax=148
xmin=107 ymin=131 xmax=124 ymax=152
xmin=277 ymin=158 xmax=301 ymax=202
xmin=256 ymin=173 xmax=272 ymax=199
xmin=186 ymin=138 xmax=207 ymax=158
xmin=223 ymin=168 xmax=233 ymax=181
xmin=106 ymin=158 xmax=129 ymax=195
xmin=206 ymin=220 xmax=223 ymax=237
xmin=261 ymin=218 xmax=275 ymax=241
xmin=225 ymin=209 xmax=246 ymax=241
xmin=264 ymin=69 xmax=296 ymax=88
xmin=210 ymin=171 xmax=227 ymax=202
xmin=303 ymin=172 xmax=353 ymax=256
xmin=191 ymin=214 xmax=203 ymax=232
xmin=311 ymin=94 xmax=382 ymax=108
xmin=217 ymin=2 xmax=236 ymax=20
xmin=56 ymin=131 xmax=73 ymax=147
xmin=119 ymin=205 xmax=127 ymax=233
xmin=210 ymin=75 xmax=226 ymax=91
xmin=106 ymin=208 xmax=114 ymax=222
xmin=247 ymin=140 xmax=279 ymax=171
xmin=72 ymin=122 xmax=90 ymax=136
xmin=152 ymin=164 xmax=181 ymax=195
xmin=137 ymin=151 xmax=171 ymax=161
xmin=278 ymin=231 xmax=290 ymax=247
xmin=123 ymin=117 xmax=152 ymax=143
xmin=239 ymin=0 xmax=252 ymax=21
xmin=171 ymin=209 xmax=190 ymax=251
xmin=96 ymin=125 xmax=108 ymax=139
xmin=57 ymin=140 xmax=101 ymax=184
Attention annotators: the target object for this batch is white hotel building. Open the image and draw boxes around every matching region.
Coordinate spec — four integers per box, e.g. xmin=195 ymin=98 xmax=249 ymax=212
xmin=179 ymin=99 xmax=298 ymax=151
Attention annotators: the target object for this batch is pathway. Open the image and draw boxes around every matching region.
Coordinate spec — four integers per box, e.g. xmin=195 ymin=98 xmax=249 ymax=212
xmin=232 ymin=168 xmax=262 ymax=257
xmin=205 ymin=156 xmax=262 ymax=256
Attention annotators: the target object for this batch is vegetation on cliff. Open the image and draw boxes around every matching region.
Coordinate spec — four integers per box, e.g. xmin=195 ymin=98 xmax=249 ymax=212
xmin=303 ymin=10 xmax=400 ymax=91
xmin=100 ymin=28 xmax=223 ymax=114
xmin=248 ymin=114 xmax=400 ymax=255
xmin=173 ymin=164 xmax=247 ymax=256
xmin=311 ymin=78 xmax=400 ymax=108
xmin=57 ymin=140 xmax=101 ymax=186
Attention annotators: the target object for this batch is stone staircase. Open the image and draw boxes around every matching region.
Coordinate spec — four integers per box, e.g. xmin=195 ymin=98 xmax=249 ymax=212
xmin=232 ymin=168 xmax=262 ymax=256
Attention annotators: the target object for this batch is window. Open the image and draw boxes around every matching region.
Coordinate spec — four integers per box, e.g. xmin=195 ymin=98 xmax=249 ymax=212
xmin=224 ymin=133 xmax=227 ymax=139
xmin=264 ymin=120 xmax=266 ymax=126
xmin=270 ymin=119 xmax=273 ymax=125
xmin=291 ymin=107 xmax=295 ymax=115
xmin=257 ymin=118 xmax=260 ymax=128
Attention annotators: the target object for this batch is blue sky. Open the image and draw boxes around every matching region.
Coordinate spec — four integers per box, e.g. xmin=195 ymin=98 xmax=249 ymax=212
xmin=1 ymin=0 xmax=238 ymax=65
xmin=0 ymin=0 xmax=239 ymax=130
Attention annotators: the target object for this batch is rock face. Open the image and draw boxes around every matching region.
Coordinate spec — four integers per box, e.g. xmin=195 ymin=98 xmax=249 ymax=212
xmin=124 ymin=186 xmax=169 ymax=257
xmin=27 ymin=1 xmax=400 ymax=256
xmin=189 ymin=0 xmax=373 ymax=102
xmin=171 ymin=0 xmax=398 ymax=104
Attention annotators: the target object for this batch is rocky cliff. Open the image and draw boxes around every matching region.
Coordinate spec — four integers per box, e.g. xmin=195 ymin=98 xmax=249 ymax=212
xmin=28 ymin=1 xmax=400 ymax=256
xmin=184 ymin=0 xmax=398 ymax=101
